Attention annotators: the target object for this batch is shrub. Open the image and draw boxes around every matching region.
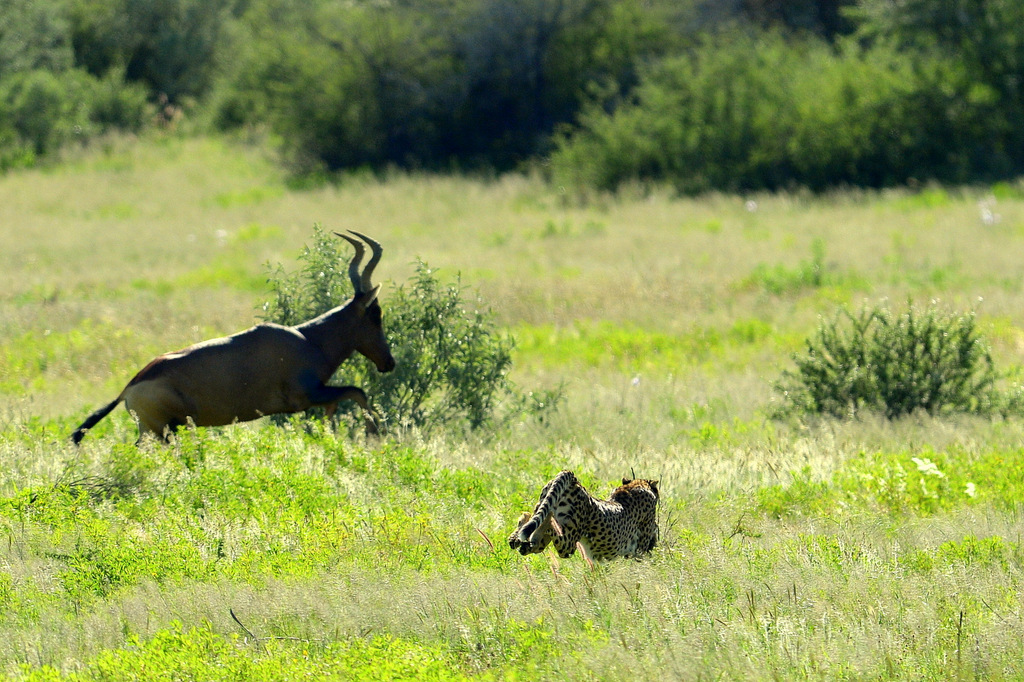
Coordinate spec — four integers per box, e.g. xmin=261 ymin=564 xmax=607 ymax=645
xmin=0 ymin=0 xmax=152 ymax=169
xmin=774 ymin=301 xmax=1023 ymax=419
xmin=69 ymin=0 xmax=233 ymax=105
xmin=212 ymin=0 xmax=669 ymax=173
xmin=550 ymin=29 xmax=1002 ymax=194
xmin=262 ymin=226 xmax=555 ymax=433
xmin=0 ymin=68 xmax=150 ymax=169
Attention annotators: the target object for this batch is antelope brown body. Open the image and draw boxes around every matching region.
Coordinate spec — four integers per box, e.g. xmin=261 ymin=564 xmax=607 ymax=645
xmin=71 ymin=231 xmax=395 ymax=444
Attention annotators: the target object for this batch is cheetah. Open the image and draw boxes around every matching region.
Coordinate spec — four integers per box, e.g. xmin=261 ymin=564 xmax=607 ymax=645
xmin=508 ymin=470 xmax=659 ymax=561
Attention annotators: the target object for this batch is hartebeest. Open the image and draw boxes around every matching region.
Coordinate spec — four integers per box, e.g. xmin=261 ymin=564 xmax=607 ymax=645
xmin=71 ymin=231 xmax=395 ymax=444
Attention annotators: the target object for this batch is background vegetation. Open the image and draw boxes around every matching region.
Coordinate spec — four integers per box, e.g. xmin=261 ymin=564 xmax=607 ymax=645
xmin=3 ymin=0 xmax=1024 ymax=192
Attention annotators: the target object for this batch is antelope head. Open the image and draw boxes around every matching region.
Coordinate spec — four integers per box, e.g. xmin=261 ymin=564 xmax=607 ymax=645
xmin=337 ymin=230 xmax=396 ymax=373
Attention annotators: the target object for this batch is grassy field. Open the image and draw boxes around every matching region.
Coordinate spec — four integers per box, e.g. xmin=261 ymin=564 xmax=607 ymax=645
xmin=2 ymin=135 xmax=1024 ymax=679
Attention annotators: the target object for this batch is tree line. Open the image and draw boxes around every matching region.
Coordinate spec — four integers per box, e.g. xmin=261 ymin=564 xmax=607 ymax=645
xmin=2 ymin=0 xmax=1022 ymax=193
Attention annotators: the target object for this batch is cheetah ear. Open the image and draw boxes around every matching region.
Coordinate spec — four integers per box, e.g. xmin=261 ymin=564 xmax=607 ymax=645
xmin=622 ymin=477 xmax=631 ymax=485
xmin=649 ymin=480 xmax=660 ymax=496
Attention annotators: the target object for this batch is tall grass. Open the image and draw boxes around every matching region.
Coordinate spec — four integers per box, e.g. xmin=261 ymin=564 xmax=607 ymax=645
xmin=2 ymin=136 xmax=1024 ymax=679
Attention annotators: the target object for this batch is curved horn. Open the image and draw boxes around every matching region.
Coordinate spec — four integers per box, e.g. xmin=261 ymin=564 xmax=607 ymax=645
xmin=335 ymin=231 xmax=365 ymax=293
xmin=348 ymin=230 xmax=382 ymax=292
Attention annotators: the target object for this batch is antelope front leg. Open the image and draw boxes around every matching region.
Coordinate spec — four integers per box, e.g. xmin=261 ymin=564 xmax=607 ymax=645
xmin=306 ymin=383 xmax=381 ymax=434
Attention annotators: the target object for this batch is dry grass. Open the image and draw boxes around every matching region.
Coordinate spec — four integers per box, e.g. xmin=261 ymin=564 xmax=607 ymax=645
xmin=7 ymin=136 xmax=1024 ymax=424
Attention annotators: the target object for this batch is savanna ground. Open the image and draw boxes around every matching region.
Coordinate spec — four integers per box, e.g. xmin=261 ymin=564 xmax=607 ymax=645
xmin=2 ymin=135 xmax=1024 ymax=679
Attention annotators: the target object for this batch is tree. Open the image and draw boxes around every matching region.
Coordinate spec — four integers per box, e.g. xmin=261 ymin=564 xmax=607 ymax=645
xmin=69 ymin=0 xmax=234 ymax=103
xmin=0 ymin=0 xmax=74 ymax=78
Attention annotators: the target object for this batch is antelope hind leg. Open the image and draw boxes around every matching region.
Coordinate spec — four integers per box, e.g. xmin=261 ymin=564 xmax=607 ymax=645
xmin=124 ymin=383 xmax=187 ymax=444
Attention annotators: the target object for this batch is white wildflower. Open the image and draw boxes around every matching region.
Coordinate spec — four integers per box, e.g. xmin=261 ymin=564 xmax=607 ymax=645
xmin=911 ymin=457 xmax=945 ymax=478
xmin=978 ymin=196 xmax=1000 ymax=225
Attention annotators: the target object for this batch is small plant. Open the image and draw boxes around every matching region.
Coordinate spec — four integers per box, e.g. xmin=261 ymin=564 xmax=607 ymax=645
xmin=744 ymin=239 xmax=828 ymax=295
xmin=775 ymin=301 xmax=1023 ymax=419
xmin=262 ymin=226 xmax=556 ymax=433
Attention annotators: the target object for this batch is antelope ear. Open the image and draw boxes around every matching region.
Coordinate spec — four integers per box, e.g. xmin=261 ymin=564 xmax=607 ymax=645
xmin=355 ymin=284 xmax=380 ymax=312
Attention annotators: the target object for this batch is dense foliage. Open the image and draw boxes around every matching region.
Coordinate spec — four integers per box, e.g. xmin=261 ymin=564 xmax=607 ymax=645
xmin=0 ymin=0 xmax=151 ymax=169
xmin=551 ymin=31 xmax=991 ymax=193
xmin=776 ymin=302 xmax=1024 ymax=419
xmin=3 ymin=0 xmax=1024 ymax=190
xmin=211 ymin=0 xmax=669 ymax=172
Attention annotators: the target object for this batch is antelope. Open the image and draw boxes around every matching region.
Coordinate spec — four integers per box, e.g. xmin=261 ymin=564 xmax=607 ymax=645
xmin=71 ymin=231 xmax=395 ymax=444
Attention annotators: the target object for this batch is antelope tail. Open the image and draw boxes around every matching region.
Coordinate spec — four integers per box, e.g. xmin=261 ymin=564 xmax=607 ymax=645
xmin=71 ymin=397 xmax=122 ymax=445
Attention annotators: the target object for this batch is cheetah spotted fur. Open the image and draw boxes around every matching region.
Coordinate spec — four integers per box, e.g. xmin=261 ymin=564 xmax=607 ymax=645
xmin=508 ymin=470 xmax=659 ymax=561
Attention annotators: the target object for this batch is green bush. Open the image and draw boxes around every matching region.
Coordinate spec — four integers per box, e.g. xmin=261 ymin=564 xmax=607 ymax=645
xmin=0 ymin=0 xmax=153 ymax=169
xmin=0 ymin=68 xmax=150 ymax=168
xmin=0 ymin=0 xmax=74 ymax=79
xmin=69 ymin=0 xmax=233 ymax=105
xmin=775 ymin=301 xmax=1023 ymax=419
xmin=212 ymin=0 xmax=668 ymax=173
xmin=262 ymin=226 xmax=555 ymax=433
xmin=551 ymin=29 xmax=1003 ymax=194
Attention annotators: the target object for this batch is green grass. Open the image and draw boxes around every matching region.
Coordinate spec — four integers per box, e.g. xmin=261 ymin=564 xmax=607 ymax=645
xmin=20 ymin=624 xmax=477 ymax=681
xmin=2 ymin=135 xmax=1024 ymax=679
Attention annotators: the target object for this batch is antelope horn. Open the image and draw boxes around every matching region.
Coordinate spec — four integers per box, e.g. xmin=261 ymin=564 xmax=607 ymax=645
xmin=348 ymin=230 xmax=382 ymax=292
xmin=335 ymin=232 xmax=365 ymax=294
